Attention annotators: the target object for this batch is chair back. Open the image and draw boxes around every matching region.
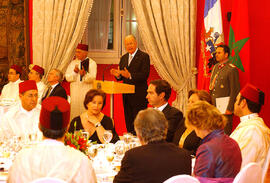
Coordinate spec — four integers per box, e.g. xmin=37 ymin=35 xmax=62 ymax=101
xmin=233 ymin=162 xmax=262 ymax=183
xmin=262 ymin=148 xmax=270 ymax=182
xmin=30 ymin=177 xmax=67 ymax=183
xmin=163 ymin=174 xmax=200 ymax=183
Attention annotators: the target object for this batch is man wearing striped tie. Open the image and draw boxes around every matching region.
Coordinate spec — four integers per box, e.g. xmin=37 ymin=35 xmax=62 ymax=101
xmin=110 ymin=35 xmax=150 ymax=135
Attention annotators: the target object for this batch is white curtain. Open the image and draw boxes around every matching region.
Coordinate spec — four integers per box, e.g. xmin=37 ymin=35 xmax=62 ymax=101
xmin=87 ymin=0 xmax=112 ymax=50
xmin=131 ymin=0 xmax=197 ymax=112
xmin=32 ymin=0 xmax=94 ymax=76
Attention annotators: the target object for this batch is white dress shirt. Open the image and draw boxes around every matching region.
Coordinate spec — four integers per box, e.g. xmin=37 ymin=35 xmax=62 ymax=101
xmin=156 ymin=102 xmax=168 ymax=112
xmin=36 ymin=81 xmax=46 ymax=104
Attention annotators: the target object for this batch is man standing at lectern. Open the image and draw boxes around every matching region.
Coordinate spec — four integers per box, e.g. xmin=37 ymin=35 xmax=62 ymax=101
xmin=65 ymin=44 xmax=97 ymax=119
xmin=110 ymin=35 xmax=150 ymax=134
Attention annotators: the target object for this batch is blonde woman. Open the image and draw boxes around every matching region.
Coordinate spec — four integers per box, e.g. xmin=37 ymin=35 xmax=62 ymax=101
xmin=186 ymin=101 xmax=242 ymax=178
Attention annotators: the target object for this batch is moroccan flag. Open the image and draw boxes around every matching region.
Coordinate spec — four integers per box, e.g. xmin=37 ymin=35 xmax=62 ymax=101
xmin=228 ymin=0 xmax=250 ymax=87
xmin=197 ymin=0 xmax=224 ymax=90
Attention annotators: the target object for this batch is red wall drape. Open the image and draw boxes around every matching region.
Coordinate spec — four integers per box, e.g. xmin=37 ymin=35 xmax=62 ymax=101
xmin=197 ymin=0 xmax=270 ymax=127
xmin=29 ymin=0 xmax=33 ymax=64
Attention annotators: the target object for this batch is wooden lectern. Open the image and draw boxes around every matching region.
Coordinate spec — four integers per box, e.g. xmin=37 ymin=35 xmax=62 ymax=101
xmin=93 ymin=80 xmax=135 ymax=117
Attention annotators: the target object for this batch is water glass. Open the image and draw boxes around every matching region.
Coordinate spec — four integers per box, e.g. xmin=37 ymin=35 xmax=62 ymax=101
xmin=103 ymin=130 xmax=113 ymax=144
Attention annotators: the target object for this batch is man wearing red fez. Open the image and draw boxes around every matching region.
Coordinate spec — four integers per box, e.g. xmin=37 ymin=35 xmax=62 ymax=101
xmin=0 ymin=80 xmax=41 ymax=138
xmin=0 ymin=64 xmax=23 ymax=103
xmin=28 ymin=64 xmax=46 ymax=103
xmin=230 ymin=83 xmax=270 ymax=169
xmin=65 ymin=43 xmax=97 ymax=119
xmin=8 ymin=97 xmax=96 ymax=183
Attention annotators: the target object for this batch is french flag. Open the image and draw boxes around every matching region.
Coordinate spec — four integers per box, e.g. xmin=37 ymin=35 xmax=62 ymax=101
xmin=197 ymin=0 xmax=224 ymax=90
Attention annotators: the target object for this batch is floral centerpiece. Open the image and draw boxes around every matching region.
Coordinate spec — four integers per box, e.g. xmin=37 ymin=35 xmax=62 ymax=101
xmin=64 ymin=122 xmax=89 ymax=155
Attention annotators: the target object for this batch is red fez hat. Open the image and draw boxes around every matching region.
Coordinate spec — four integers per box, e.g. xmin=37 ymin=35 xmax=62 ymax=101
xmin=10 ymin=64 xmax=22 ymax=74
xmin=240 ymin=83 xmax=264 ymax=104
xmin=32 ymin=65 xmax=44 ymax=75
xmin=76 ymin=43 xmax=88 ymax=51
xmin=40 ymin=96 xmax=70 ymax=130
xmin=19 ymin=80 xmax=37 ymax=94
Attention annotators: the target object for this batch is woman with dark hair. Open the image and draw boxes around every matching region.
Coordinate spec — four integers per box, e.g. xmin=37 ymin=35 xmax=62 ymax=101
xmin=69 ymin=89 xmax=119 ymax=144
xmin=173 ymin=89 xmax=212 ymax=155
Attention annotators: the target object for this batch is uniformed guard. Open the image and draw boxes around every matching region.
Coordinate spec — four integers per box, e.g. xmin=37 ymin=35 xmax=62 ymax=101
xmin=209 ymin=44 xmax=240 ymax=135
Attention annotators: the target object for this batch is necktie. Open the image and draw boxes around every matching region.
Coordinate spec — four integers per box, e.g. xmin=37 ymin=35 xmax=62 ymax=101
xmin=44 ymin=85 xmax=52 ymax=99
xmin=128 ymin=55 xmax=133 ymax=66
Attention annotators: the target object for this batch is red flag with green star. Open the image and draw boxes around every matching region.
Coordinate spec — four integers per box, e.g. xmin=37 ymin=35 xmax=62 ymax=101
xmin=228 ymin=0 xmax=250 ymax=86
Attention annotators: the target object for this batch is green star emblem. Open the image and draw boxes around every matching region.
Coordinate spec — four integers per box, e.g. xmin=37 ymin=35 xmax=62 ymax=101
xmin=228 ymin=25 xmax=249 ymax=72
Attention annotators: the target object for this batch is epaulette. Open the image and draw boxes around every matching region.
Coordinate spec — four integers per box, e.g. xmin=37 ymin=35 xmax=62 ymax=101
xmin=229 ymin=64 xmax=236 ymax=68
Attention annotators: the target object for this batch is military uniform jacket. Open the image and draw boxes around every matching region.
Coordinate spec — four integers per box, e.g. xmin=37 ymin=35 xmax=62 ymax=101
xmin=209 ymin=62 xmax=240 ymax=112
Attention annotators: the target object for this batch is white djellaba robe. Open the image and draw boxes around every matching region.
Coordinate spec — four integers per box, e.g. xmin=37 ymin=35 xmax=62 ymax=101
xmin=8 ymin=139 xmax=97 ymax=183
xmin=0 ymin=79 xmax=23 ymax=103
xmin=65 ymin=58 xmax=97 ymax=119
xmin=0 ymin=102 xmax=41 ymax=138
xmin=36 ymin=81 xmax=46 ymax=104
xmin=230 ymin=113 xmax=270 ymax=168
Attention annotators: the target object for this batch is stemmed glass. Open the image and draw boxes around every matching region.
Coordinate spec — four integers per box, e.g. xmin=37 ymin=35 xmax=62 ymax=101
xmin=103 ymin=130 xmax=113 ymax=144
xmin=123 ymin=133 xmax=133 ymax=144
xmin=115 ymin=141 xmax=125 ymax=160
xmin=81 ymin=130 xmax=90 ymax=141
xmin=88 ymin=146 xmax=98 ymax=160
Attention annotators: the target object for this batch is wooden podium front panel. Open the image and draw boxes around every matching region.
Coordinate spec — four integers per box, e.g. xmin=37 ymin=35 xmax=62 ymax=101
xmin=93 ymin=80 xmax=135 ymax=94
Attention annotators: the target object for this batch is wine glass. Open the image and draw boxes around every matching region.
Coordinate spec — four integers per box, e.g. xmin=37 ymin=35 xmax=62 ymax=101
xmin=81 ymin=131 xmax=89 ymax=141
xmin=115 ymin=141 xmax=125 ymax=160
xmin=103 ymin=130 xmax=113 ymax=144
xmin=106 ymin=152 xmax=114 ymax=162
xmin=88 ymin=146 xmax=98 ymax=160
xmin=123 ymin=132 xmax=133 ymax=144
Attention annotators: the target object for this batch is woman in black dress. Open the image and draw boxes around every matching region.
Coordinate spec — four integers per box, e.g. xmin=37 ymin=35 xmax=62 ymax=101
xmin=69 ymin=89 xmax=119 ymax=143
xmin=173 ymin=89 xmax=212 ymax=155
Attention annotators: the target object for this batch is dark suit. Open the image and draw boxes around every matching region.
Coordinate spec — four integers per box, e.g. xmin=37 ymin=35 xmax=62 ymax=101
xmin=162 ymin=104 xmax=183 ymax=142
xmin=117 ymin=49 xmax=150 ymax=134
xmin=42 ymin=83 xmax=67 ymax=101
xmin=210 ymin=62 xmax=240 ymax=135
xmin=173 ymin=118 xmax=201 ymax=155
xmin=113 ymin=140 xmax=191 ymax=183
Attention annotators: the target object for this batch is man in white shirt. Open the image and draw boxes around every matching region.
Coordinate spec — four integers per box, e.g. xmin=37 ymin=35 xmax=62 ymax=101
xmin=8 ymin=96 xmax=97 ymax=183
xmin=0 ymin=64 xmax=23 ymax=103
xmin=65 ymin=44 xmax=97 ymax=119
xmin=0 ymin=80 xmax=41 ymax=137
xmin=230 ymin=83 xmax=270 ymax=168
xmin=146 ymin=79 xmax=183 ymax=142
xmin=28 ymin=64 xmax=46 ymax=103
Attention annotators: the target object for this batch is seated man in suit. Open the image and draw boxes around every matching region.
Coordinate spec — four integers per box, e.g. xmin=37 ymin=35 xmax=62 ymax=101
xmin=8 ymin=96 xmax=96 ymax=183
xmin=114 ymin=108 xmax=191 ymax=183
xmin=0 ymin=80 xmax=41 ymax=137
xmin=42 ymin=68 xmax=67 ymax=101
xmin=146 ymin=79 xmax=183 ymax=142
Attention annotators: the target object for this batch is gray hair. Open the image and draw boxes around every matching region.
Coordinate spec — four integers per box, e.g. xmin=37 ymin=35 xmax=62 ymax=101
xmin=134 ymin=108 xmax=168 ymax=144
xmin=51 ymin=68 xmax=63 ymax=82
